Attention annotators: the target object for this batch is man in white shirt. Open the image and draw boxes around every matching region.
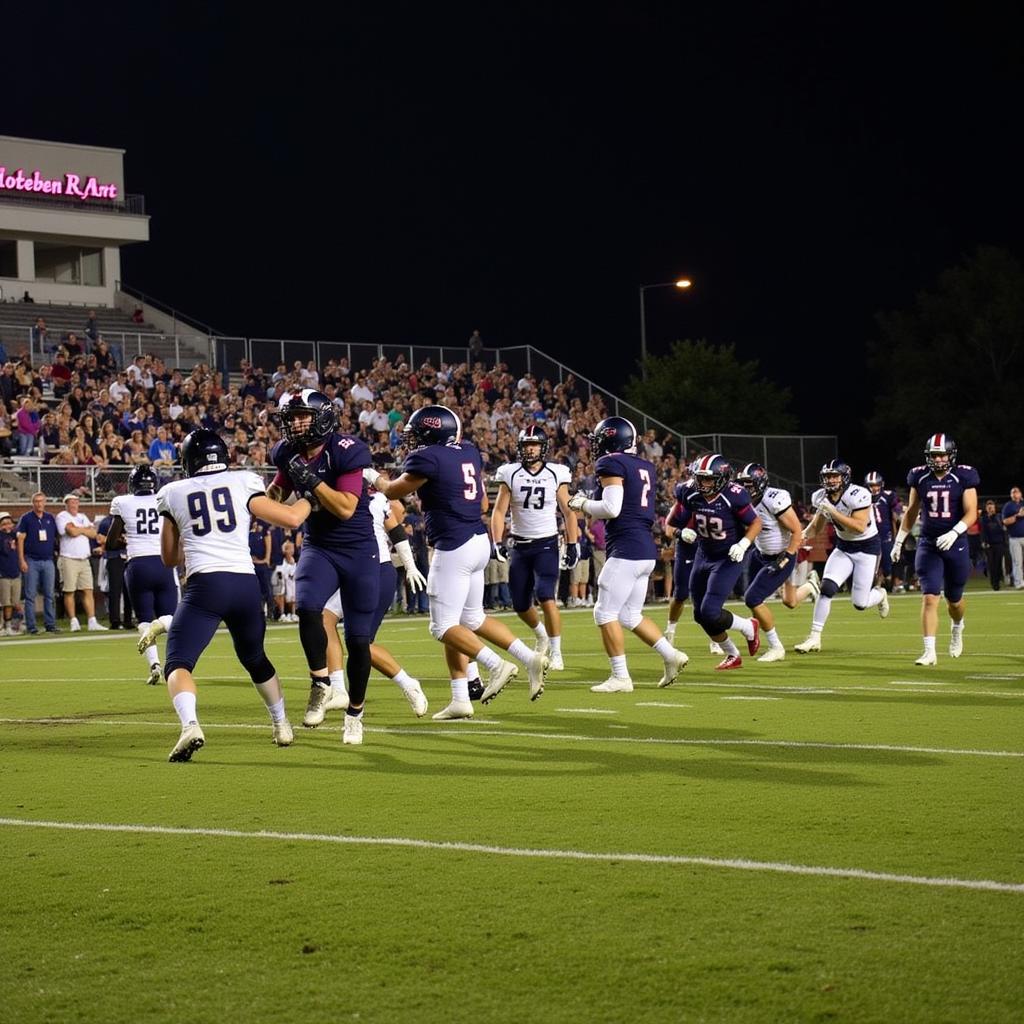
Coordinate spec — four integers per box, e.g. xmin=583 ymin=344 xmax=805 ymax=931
xmin=56 ymin=494 xmax=108 ymax=631
xmin=350 ymin=374 xmax=374 ymax=404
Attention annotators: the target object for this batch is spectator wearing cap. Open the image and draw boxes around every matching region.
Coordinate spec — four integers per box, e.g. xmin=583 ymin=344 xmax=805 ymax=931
xmin=16 ymin=492 xmax=58 ymax=633
xmin=56 ymin=495 xmax=107 ymax=632
xmin=0 ymin=511 xmax=23 ymax=633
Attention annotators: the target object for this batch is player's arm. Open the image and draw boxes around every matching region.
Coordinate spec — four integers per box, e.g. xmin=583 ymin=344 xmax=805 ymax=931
xmin=823 ymin=504 xmax=870 ymax=535
xmin=556 ymin=483 xmax=579 ymax=543
xmin=801 ymin=508 xmax=826 ymax=542
xmin=386 ymin=501 xmax=427 ymax=591
xmin=388 ymin=499 xmax=406 ymax=526
xmin=160 ymin=516 xmax=182 ymax=568
xmin=261 ymin=532 xmax=272 ymax=565
xmin=728 ymin=503 xmax=761 ymax=561
xmin=364 ymin=470 xmax=428 ymax=501
xmin=490 ymin=483 xmax=511 ymax=544
xmin=777 ymin=507 xmax=804 ymax=556
xmin=891 ymin=489 xmax=921 ymax=560
xmin=103 ymin=515 xmax=125 ymax=549
xmin=573 ymin=474 xmax=624 ymax=520
xmin=248 ymin=494 xmax=313 ymax=530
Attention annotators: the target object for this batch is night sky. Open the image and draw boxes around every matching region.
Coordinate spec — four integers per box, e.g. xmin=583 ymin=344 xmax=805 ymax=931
xmin=8 ymin=5 xmax=1023 ymax=460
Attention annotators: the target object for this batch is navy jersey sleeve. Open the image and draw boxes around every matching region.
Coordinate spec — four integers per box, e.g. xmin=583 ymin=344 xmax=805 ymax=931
xmin=907 ymin=465 xmax=925 ymax=489
xmin=726 ymin=483 xmax=758 ymax=525
xmin=667 ymin=499 xmax=690 ymax=529
xmin=270 ymin=439 xmax=293 ymax=470
xmin=595 ymin=454 xmax=628 ymax=479
xmin=673 ymin=480 xmax=687 ymax=502
xmin=403 ymin=446 xmax=437 ymax=478
xmin=957 ymin=465 xmax=980 ymax=490
xmin=329 ymin=434 xmax=373 ymax=474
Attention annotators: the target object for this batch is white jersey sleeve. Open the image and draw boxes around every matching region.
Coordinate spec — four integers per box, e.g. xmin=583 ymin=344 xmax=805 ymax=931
xmin=494 ymin=463 xmax=516 ymax=490
xmin=111 ymin=493 xmax=163 ymax=559
xmin=369 ymin=491 xmax=391 ymax=564
xmin=157 ymin=470 xmax=266 ymax=576
xmin=828 ymin=484 xmax=879 ymax=543
xmin=753 ymin=487 xmax=794 ymax=555
xmin=502 ymin=461 xmax=570 ymax=540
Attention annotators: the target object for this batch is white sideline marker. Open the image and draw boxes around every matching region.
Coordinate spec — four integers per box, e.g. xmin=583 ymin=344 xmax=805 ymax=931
xmin=1 ymin=817 xmax=1021 ymax=895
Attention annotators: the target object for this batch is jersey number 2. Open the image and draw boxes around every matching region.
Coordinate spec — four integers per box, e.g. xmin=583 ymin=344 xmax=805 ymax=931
xmin=187 ymin=487 xmax=238 ymax=536
xmin=135 ymin=508 xmax=159 ymax=535
xmin=638 ymin=468 xmax=651 ymax=508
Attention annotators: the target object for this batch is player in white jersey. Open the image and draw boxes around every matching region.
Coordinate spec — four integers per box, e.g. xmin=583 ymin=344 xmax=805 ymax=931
xmin=149 ymin=429 xmax=313 ymax=762
xmin=306 ymin=490 xmax=429 ymax=724
xmin=272 ymin=542 xmax=298 ymax=621
xmin=105 ymin=466 xmax=180 ymax=685
xmin=490 ymin=426 xmax=579 ymax=671
xmin=794 ymin=459 xmax=890 ymax=654
xmin=735 ymin=464 xmax=821 ymax=662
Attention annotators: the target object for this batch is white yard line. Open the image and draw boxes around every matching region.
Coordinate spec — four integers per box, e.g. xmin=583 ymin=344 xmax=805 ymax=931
xmin=0 ymin=816 xmax=1020 ymax=894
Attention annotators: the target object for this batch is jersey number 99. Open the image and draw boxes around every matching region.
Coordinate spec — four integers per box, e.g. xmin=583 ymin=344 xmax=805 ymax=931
xmin=187 ymin=487 xmax=238 ymax=535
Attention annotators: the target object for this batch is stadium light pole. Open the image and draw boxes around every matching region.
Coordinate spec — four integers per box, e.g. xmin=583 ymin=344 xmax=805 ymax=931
xmin=639 ymin=278 xmax=692 ymax=380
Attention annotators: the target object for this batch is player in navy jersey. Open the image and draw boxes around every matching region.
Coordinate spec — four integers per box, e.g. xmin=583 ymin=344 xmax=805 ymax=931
xmin=269 ymin=389 xmax=380 ymax=745
xmin=667 ymin=454 xmax=762 ymax=670
xmin=794 ymin=459 xmax=890 ymax=654
xmin=865 ymin=471 xmax=899 ymax=591
xmin=364 ymin=405 xmax=549 ymax=719
xmin=892 ymin=434 xmax=979 ymax=665
xmin=663 ymin=474 xmax=698 ymax=648
xmin=567 ymin=416 xmax=689 ymax=691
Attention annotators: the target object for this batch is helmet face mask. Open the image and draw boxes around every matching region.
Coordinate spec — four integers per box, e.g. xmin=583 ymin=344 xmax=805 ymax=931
xmin=693 ymin=453 xmax=733 ymax=496
xmin=924 ymin=433 xmax=957 ymax=474
xmin=128 ymin=465 xmax=157 ymax=495
xmin=736 ymin=462 xmax=768 ymax=504
xmin=819 ymin=459 xmax=851 ymax=498
xmin=280 ymin=389 xmax=336 ymax=448
xmin=181 ymin=429 xmax=229 ymax=477
xmin=589 ymin=416 xmax=637 ymax=457
xmin=516 ymin=425 xmax=547 ymax=464
xmin=864 ymin=471 xmax=884 ymax=496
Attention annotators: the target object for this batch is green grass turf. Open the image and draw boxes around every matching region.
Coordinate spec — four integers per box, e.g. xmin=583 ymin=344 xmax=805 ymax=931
xmin=1 ymin=584 xmax=1022 ymax=1023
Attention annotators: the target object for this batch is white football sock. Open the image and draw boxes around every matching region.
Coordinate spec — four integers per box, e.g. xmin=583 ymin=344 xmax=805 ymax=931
xmin=507 ymin=638 xmax=534 ymax=665
xmin=609 ymin=654 xmax=629 ymax=678
xmin=172 ymin=691 xmax=197 ymax=726
xmin=450 ymin=677 xmax=469 ymax=702
xmin=475 ymin=646 xmax=502 ymax=671
xmin=652 ymin=637 xmax=675 ymax=660
xmin=549 ymin=635 xmax=562 ymax=656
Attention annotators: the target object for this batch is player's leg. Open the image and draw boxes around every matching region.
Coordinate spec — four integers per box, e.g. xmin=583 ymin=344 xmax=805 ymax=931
xmin=941 ymin=543 xmax=971 ymax=659
xmin=294 ymin=547 xmax=346 ymax=709
xmin=509 ymin=546 xmax=549 ymax=653
xmin=665 ymin=546 xmax=691 ymax=644
xmin=624 ymin=561 xmax=690 ymax=687
xmin=795 ymin=549 xmax=853 ymax=652
xmin=533 ymin=539 xmax=563 ymax=667
xmin=696 ymin=560 xmax=751 ymax=668
xmin=133 ymin=559 xmax=177 ymax=685
xmin=305 ymin=592 xmax=348 ymax=727
xmin=746 ymin=553 xmax=795 ymax=661
xmin=333 ymin=550 xmax=381 ymax=745
xmin=849 ymin=552 xmax=888 ymax=616
xmin=221 ymin=574 xmax=293 ymax=746
xmin=591 ymin=557 xmax=636 ymax=691
xmin=371 ymin=562 xmax=427 ymax=716
xmin=914 ymin=540 xmax=944 ymax=665
xmin=433 ymin=643 xmax=474 ymax=720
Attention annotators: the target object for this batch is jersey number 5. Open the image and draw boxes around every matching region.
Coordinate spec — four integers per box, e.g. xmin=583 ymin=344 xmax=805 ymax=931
xmin=187 ymin=487 xmax=238 ymax=536
xmin=462 ymin=463 xmax=478 ymax=500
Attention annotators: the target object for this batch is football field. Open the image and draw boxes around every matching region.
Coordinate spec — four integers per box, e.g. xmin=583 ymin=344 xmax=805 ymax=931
xmin=1 ymin=587 xmax=1022 ymax=1023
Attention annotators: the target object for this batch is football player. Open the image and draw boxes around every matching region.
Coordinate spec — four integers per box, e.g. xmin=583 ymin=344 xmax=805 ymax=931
xmin=891 ymin=434 xmax=979 ymax=665
xmin=794 ymin=459 xmax=890 ymax=654
xmin=735 ymin=463 xmax=819 ymax=663
xmin=667 ymin=454 xmax=762 ymax=670
xmin=305 ymin=489 xmax=429 ymax=723
xmin=155 ymin=429 xmax=312 ymax=762
xmin=490 ymin=424 xmax=579 ymax=672
xmin=865 ymin=471 xmax=900 ymax=591
xmin=104 ymin=465 xmax=180 ymax=686
xmin=364 ymin=405 xmax=549 ymax=720
xmin=269 ymin=389 xmax=379 ymax=746
xmin=567 ymin=416 xmax=689 ymax=691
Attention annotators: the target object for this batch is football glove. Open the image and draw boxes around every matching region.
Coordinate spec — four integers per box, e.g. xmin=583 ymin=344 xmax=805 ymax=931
xmin=816 ymin=497 xmax=836 ymax=520
xmin=728 ymin=538 xmax=751 ymax=563
xmin=567 ymin=492 xmax=587 ymax=512
xmin=362 ymin=466 xmax=382 ymax=488
xmin=678 ymin=527 xmax=697 ymax=545
xmin=562 ymin=542 xmax=580 ymax=569
xmin=287 ymin=455 xmax=321 ymax=499
xmin=394 ymin=539 xmax=427 ymax=592
xmin=891 ymin=527 xmax=909 ymax=563
xmin=936 ymin=529 xmax=960 ymax=551
xmin=493 ymin=542 xmax=509 ymax=563
xmin=772 ymin=550 xmax=794 ymax=573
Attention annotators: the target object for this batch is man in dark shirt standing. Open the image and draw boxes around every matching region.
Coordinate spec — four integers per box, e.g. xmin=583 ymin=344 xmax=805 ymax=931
xmin=980 ymin=500 xmax=1008 ymax=591
xmin=16 ymin=492 xmax=59 ymax=634
xmin=0 ymin=511 xmax=23 ymax=634
xmin=1001 ymin=486 xmax=1024 ymax=590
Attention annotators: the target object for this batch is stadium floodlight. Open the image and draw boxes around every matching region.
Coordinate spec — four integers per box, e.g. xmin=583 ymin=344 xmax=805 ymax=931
xmin=639 ymin=278 xmax=693 ymax=379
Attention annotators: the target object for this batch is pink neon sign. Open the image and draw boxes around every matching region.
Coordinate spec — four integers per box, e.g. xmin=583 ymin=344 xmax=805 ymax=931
xmin=0 ymin=167 xmax=119 ymax=201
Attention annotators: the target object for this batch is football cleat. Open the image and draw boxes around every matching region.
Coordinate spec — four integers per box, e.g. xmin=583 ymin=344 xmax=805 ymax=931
xmin=709 ymin=641 xmax=724 ymax=655
xmin=272 ymin=720 xmax=294 ymax=747
xmin=746 ymin=619 xmax=761 ymax=656
xmin=342 ymin=714 xmax=364 ymax=745
xmin=794 ymin=634 xmax=822 ymax=653
xmin=303 ymin=682 xmax=332 ymax=728
xmin=715 ymin=655 xmax=743 ymax=670
xmin=547 ymin=653 xmax=565 ymax=672
xmin=534 ymin=636 xmax=551 ymax=657
xmin=915 ymin=650 xmax=938 ymax=667
xmin=590 ymin=676 xmax=633 ymax=693
xmin=432 ymin=700 xmax=474 ymax=721
xmin=528 ymin=654 xmax=549 ymax=701
xmin=949 ymin=630 xmax=964 ymax=659
xmin=147 ymin=662 xmax=163 ymax=686
xmin=137 ymin=619 xmax=166 ymax=654
xmin=402 ymin=683 xmax=429 ymax=718
xmin=481 ymin=660 xmax=519 ymax=704
xmin=657 ymin=649 xmax=689 ymax=688
xmin=168 ymin=722 xmax=205 ymax=763
xmin=877 ymin=590 xmax=890 ymax=619
xmin=467 ymin=678 xmax=485 ymax=702
xmin=324 ymin=686 xmax=350 ymax=711
xmin=757 ymin=646 xmax=786 ymax=663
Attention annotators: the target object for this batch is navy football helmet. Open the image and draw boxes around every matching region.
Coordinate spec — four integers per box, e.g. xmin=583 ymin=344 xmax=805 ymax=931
xmin=516 ymin=424 xmax=548 ymax=464
xmin=864 ymin=470 xmax=885 ymax=494
xmin=279 ymin=389 xmax=337 ymax=448
xmin=736 ymin=462 xmax=769 ymax=504
xmin=692 ymin=453 xmax=733 ymax=496
xmin=819 ymin=458 xmax=852 ymax=497
xmin=589 ymin=416 xmax=637 ymax=457
xmin=181 ymin=429 xmax=229 ymax=477
xmin=128 ymin=465 xmax=158 ymax=495
xmin=924 ymin=433 xmax=957 ymax=474
xmin=403 ymin=405 xmax=462 ymax=449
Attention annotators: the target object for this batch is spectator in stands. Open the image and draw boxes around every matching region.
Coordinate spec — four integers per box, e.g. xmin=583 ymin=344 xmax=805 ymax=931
xmin=468 ymin=329 xmax=484 ymax=361
xmin=93 ymin=338 xmax=117 ymax=375
xmin=84 ymin=310 xmax=100 ymax=345
xmin=131 ymin=305 xmax=145 ymax=325
xmin=351 ymin=372 xmax=374 ymax=404
xmin=0 ymin=339 xmax=7 ymax=366
xmin=0 ymin=401 xmax=13 ymax=459
xmin=31 ymin=318 xmax=48 ymax=354
xmin=300 ymin=360 xmax=319 ymax=388
xmin=50 ymin=352 xmax=72 ymax=397
xmin=14 ymin=396 xmax=41 ymax=456
xmin=61 ymin=332 xmax=85 ymax=360
xmin=16 ymin=492 xmax=58 ymax=634
xmin=0 ymin=363 xmax=15 ymax=407
xmin=22 ymin=291 xmax=34 ymax=303
xmin=109 ymin=371 xmax=131 ymax=405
